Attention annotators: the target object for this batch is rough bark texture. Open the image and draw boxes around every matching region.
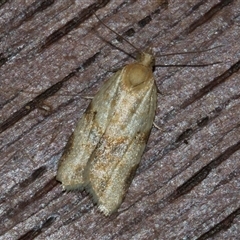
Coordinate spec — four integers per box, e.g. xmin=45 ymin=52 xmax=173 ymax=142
xmin=0 ymin=0 xmax=239 ymax=239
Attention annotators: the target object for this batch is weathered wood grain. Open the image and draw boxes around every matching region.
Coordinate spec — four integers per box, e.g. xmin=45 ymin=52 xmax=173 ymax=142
xmin=0 ymin=0 xmax=239 ymax=239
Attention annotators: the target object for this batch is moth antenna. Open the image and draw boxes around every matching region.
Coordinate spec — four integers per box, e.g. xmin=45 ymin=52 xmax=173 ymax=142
xmin=94 ymin=13 xmax=221 ymax=68
xmin=156 ymin=45 xmax=223 ymax=57
xmin=155 ymin=62 xmax=221 ymax=67
xmin=94 ymin=13 xmax=140 ymax=53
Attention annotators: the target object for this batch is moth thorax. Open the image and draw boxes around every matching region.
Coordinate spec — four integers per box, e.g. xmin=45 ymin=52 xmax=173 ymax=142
xmin=125 ymin=63 xmax=153 ymax=87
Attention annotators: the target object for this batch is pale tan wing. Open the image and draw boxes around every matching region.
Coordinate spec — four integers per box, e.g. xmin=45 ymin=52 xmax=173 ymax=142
xmin=56 ymin=70 xmax=125 ymax=189
xmin=84 ymin=63 xmax=157 ymax=215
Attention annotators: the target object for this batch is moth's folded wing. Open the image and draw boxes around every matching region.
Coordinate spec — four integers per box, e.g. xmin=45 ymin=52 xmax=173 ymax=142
xmin=56 ymin=71 xmax=123 ymax=190
xmin=85 ymin=82 xmax=157 ymax=215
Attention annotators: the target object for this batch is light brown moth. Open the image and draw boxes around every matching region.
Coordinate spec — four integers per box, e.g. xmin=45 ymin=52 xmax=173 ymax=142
xmin=57 ymin=11 xmax=158 ymax=215
xmin=56 ymin=50 xmax=157 ymax=215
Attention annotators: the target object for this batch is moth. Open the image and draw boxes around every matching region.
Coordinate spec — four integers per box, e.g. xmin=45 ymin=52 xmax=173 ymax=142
xmin=56 ymin=49 xmax=157 ymax=215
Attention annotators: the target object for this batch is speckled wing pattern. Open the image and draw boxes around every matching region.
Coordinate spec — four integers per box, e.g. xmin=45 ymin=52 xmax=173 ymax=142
xmin=57 ymin=52 xmax=157 ymax=215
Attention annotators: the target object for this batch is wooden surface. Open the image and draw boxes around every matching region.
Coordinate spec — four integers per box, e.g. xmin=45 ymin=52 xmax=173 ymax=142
xmin=0 ymin=0 xmax=239 ymax=239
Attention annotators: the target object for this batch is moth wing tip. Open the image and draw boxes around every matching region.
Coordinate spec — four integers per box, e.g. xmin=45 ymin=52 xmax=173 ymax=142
xmin=58 ymin=182 xmax=85 ymax=192
xmin=98 ymin=204 xmax=111 ymax=216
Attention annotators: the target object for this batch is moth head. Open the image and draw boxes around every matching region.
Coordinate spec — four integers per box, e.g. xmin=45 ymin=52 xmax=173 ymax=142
xmin=136 ymin=48 xmax=155 ymax=68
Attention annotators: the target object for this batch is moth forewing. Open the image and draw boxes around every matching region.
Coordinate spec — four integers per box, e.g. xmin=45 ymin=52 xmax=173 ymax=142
xmin=56 ymin=70 xmax=123 ymax=189
xmin=56 ymin=52 xmax=157 ymax=215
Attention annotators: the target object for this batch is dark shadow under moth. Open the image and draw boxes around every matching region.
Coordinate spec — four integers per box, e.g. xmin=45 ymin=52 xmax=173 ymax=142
xmin=56 ymin=51 xmax=157 ymax=216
